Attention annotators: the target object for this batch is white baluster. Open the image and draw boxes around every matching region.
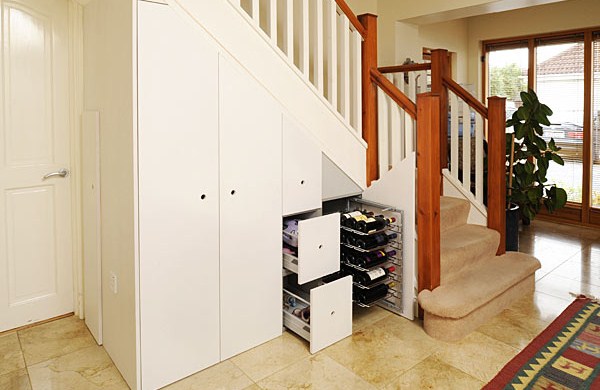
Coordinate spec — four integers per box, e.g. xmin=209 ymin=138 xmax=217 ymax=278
xmin=268 ymin=0 xmax=277 ymax=44
xmin=251 ymin=0 xmax=259 ymax=23
xmin=418 ymin=70 xmax=427 ymax=95
xmin=408 ymin=72 xmax=416 ymax=102
xmin=339 ymin=16 xmax=350 ymax=122
xmin=405 ymin=113 xmax=415 ymax=155
xmin=378 ymin=87 xmax=390 ymax=173
xmin=462 ymin=100 xmax=472 ymax=194
xmin=352 ymin=30 xmax=362 ymax=133
xmin=475 ymin=113 xmax=484 ymax=203
xmin=450 ymin=92 xmax=459 ymax=180
xmin=311 ymin=0 xmax=324 ymax=93
xmin=294 ymin=0 xmax=309 ymax=77
xmin=325 ymin=0 xmax=337 ymax=108
xmin=284 ymin=0 xmax=293 ymax=62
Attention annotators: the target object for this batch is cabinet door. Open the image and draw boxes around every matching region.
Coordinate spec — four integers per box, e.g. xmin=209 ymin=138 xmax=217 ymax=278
xmin=283 ymin=116 xmax=322 ymax=216
xmin=138 ymin=3 xmax=219 ymax=389
xmin=219 ymin=55 xmax=283 ymax=360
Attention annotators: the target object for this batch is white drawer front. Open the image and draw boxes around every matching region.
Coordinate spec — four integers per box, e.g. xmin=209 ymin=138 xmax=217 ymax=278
xmin=310 ymin=276 xmax=353 ymax=353
xmin=297 ymin=213 xmax=340 ymax=284
xmin=283 ymin=116 xmax=322 ymax=216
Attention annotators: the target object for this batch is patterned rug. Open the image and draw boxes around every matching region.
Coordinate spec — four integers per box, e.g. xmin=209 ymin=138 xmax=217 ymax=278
xmin=484 ymin=296 xmax=600 ymax=389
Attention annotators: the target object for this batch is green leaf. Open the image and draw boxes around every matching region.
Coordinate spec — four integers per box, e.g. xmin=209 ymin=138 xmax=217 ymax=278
xmin=550 ymin=153 xmax=565 ymax=166
xmin=533 ymin=136 xmax=547 ymax=151
xmin=521 ymin=90 xmax=533 ymax=106
xmin=524 ymin=161 xmax=535 ymax=174
xmin=554 ymin=187 xmax=568 ymax=208
xmin=517 ymin=106 xmax=530 ymax=120
xmin=548 ymin=138 xmax=558 ymax=152
xmin=541 ymin=104 xmax=553 ymax=117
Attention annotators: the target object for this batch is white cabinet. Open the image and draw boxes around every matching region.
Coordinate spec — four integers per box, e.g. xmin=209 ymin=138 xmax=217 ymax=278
xmin=283 ymin=117 xmax=322 ymax=216
xmin=138 ymin=3 xmax=220 ymax=389
xmin=283 ymin=213 xmax=340 ymax=284
xmin=219 ymin=56 xmax=282 ymax=360
xmin=283 ymin=276 xmax=352 ymax=354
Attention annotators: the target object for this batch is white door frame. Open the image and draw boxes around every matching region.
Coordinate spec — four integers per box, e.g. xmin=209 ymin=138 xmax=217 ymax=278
xmin=68 ymin=0 xmax=84 ymax=319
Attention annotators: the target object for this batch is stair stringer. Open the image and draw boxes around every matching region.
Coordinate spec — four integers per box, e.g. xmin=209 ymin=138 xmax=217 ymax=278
xmin=168 ymin=0 xmax=367 ymax=190
xmin=361 ymin=153 xmax=416 ymax=320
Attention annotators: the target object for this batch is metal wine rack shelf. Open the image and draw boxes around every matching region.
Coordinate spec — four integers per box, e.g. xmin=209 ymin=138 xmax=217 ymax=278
xmin=341 ymin=198 xmax=405 ymax=314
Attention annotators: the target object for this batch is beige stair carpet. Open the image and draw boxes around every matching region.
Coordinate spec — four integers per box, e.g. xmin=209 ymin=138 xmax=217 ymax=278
xmin=418 ymin=197 xmax=541 ymax=341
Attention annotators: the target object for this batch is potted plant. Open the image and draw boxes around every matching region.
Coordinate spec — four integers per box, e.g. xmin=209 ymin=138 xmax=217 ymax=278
xmin=505 ymin=89 xmax=568 ymax=250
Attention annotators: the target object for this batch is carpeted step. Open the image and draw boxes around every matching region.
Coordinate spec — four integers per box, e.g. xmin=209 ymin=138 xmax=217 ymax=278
xmin=441 ymin=224 xmax=500 ymax=283
xmin=440 ymin=196 xmax=470 ymax=233
xmin=418 ymin=252 xmax=541 ymax=341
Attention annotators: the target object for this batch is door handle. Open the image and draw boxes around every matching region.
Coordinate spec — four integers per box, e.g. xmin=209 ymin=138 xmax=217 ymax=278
xmin=43 ymin=168 xmax=70 ymax=180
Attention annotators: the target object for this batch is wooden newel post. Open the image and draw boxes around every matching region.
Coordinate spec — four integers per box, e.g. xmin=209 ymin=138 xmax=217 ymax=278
xmin=358 ymin=14 xmax=378 ymax=186
xmin=487 ymin=96 xmax=507 ymax=255
xmin=430 ymin=49 xmax=450 ymax=171
xmin=417 ymin=93 xmax=441 ymax=293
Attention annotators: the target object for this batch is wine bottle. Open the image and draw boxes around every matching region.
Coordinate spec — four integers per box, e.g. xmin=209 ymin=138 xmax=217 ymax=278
xmin=355 ymin=232 xmax=398 ymax=250
xmin=353 ymin=266 xmax=396 ymax=287
xmin=345 ymin=210 xmax=374 ymax=229
xmin=292 ymin=307 xmax=310 ymax=323
xmin=356 ymin=249 xmax=397 ymax=268
xmin=340 ymin=210 xmax=363 ymax=226
xmin=354 ymin=282 xmax=395 ymax=305
xmin=356 ymin=216 xmax=397 ymax=234
xmin=322 ymin=268 xmax=351 ymax=284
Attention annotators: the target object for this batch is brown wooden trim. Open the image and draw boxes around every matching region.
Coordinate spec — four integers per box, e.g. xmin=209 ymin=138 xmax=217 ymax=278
xmin=370 ymin=69 xmax=417 ymax=119
xmin=537 ymin=203 xmax=582 ymax=222
xmin=482 ymin=26 xmax=600 ymax=48
xmin=443 ymin=76 xmax=489 ymax=118
xmin=431 ymin=49 xmax=450 ymax=171
xmin=528 ymin=39 xmax=535 ymax=91
xmin=359 ymin=14 xmax=378 ymax=185
xmin=378 ymin=63 xmax=432 ymax=74
xmin=487 ymin=97 xmax=507 ymax=255
xmin=589 ymin=208 xmax=600 ymax=226
xmin=417 ymin=93 xmax=441 ymax=293
xmin=582 ymin=31 xmax=593 ymax=223
xmin=0 ymin=312 xmax=74 ymax=336
xmin=335 ymin=0 xmax=367 ymax=39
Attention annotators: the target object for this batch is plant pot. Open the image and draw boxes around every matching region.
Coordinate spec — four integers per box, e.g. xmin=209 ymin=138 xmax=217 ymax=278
xmin=506 ymin=203 xmax=520 ymax=252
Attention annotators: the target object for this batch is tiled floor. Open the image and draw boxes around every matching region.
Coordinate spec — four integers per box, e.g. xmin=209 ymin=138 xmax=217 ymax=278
xmin=1 ymin=220 xmax=598 ymax=389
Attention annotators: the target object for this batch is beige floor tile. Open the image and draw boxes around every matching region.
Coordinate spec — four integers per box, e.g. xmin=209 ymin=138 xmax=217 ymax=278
xmin=352 ymin=305 xmax=392 ymax=332
xmin=382 ymin=356 xmax=483 ymax=390
xmin=0 ymin=368 xmax=31 ymax=390
xmin=552 ymin=257 xmax=600 ymax=286
xmin=323 ymin=315 xmax=440 ymax=387
xmin=18 ymin=316 xmax=96 ymax=366
xmin=28 ymin=345 xmax=128 ymax=390
xmin=508 ymin=292 xmax=571 ymax=323
xmin=433 ymin=331 xmax=518 ymax=383
xmin=257 ymin=354 xmax=374 ymax=390
xmin=230 ymin=332 xmax=309 ymax=382
xmin=536 ymin=273 xmax=600 ymax=300
xmin=476 ymin=305 xmax=551 ymax=350
xmin=242 ymin=385 xmax=261 ymax=390
xmin=165 ymin=360 xmax=253 ymax=390
xmin=0 ymin=332 xmax=25 ymax=376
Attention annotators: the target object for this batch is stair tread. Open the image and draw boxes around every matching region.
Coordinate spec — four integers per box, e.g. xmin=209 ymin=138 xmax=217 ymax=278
xmin=440 ymin=225 xmax=500 ymax=280
xmin=418 ymin=252 xmax=541 ymax=319
xmin=440 ymin=196 xmax=470 ymax=232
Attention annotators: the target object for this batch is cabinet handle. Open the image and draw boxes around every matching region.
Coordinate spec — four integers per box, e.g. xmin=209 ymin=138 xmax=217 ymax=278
xmin=318 ymin=244 xmax=323 ymax=249
xmin=300 ymin=180 xmax=305 ymax=185
xmin=230 ymin=190 xmax=236 ymax=195
xmin=200 ymin=194 xmax=206 ymax=200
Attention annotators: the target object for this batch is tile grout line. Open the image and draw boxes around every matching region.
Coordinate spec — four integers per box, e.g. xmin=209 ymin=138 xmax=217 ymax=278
xmin=15 ymin=331 xmax=34 ymax=390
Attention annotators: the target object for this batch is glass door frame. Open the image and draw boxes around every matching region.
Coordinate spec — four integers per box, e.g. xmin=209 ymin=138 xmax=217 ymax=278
xmin=482 ymin=27 xmax=600 ymax=227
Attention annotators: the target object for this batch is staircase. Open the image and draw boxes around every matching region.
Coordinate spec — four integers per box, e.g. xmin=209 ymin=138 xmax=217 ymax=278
xmin=418 ymin=197 xmax=540 ymax=341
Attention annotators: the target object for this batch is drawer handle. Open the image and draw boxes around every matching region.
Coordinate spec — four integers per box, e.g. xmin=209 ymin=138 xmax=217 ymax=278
xmin=230 ymin=190 xmax=236 ymax=195
xmin=300 ymin=180 xmax=305 ymax=185
xmin=330 ymin=311 xmax=335 ymax=316
xmin=303 ymin=325 xmax=310 ymax=332
xmin=318 ymin=244 xmax=323 ymax=249
xmin=200 ymin=194 xmax=206 ymax=200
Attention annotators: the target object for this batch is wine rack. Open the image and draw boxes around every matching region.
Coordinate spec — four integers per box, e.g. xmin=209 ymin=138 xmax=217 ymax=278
xmin=340 ymin=198 xmax=404 ymax=316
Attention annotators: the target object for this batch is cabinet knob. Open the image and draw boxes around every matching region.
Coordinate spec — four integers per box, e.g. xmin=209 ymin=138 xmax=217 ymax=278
xmin=318 ymin=244 xmax=323 ymax=249
xmin=300 ymin=180 xmax=305 ymax=185
xmin=230 ymin=190 xmax=236 ymax=195
xmin=200 ymin=194 xmax=206 ymax=200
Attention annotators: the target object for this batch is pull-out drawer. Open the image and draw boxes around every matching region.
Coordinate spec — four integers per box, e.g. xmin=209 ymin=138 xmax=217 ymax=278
xmin=283 ymin=213 xmax=340 ymax=284
xmin=283 ymin=276 xmax=352 ymax=354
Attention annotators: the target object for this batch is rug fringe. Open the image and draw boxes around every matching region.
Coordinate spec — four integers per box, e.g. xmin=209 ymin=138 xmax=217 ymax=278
xmin=569 ymin=292 xmax=600 ymax=303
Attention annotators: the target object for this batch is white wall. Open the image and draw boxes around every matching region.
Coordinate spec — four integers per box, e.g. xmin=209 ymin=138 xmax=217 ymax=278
xmin=83 ymin=0 xmax=137 ymax=388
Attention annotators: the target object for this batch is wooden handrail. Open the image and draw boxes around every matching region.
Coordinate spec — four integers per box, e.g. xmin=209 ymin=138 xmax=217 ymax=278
xmin=359 ymin=14 xmax=378 ymax=186
xmin=370 ymin=69 xmax=417 ymax=119
xmin=379 ymin=63 xmax=432 ymax=74
xmin=335 ymin=0 xmax=367 ymax=39
xmin=443 ymin=77 xmax=488 ymax=118
xmin=487 ymin=97 xmax=507 ymax=255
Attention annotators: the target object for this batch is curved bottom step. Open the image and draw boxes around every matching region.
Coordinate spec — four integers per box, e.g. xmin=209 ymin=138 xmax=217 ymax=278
xmin=423 ymin=275 xmax=535 ymax=341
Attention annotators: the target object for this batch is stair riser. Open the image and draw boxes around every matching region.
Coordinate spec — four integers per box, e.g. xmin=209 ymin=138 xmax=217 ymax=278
xmin=441 ymin=233 xmax=500 ymax=283
xmin=440 ymin=201 xmax=470 ymax=232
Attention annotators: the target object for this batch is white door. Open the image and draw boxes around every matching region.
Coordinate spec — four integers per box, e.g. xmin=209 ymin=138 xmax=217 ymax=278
xmin=219 ymin=55 xmax=283 ymax=360
xmin=0 ymin=0 xmax=73 ymax=331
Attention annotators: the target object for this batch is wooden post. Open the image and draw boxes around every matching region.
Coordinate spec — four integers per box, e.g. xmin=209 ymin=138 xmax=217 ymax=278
xmin=417 ymin=93 xmax=441 ymax=293
xmin=358 ymin=14 xmax=378 ymax=186
xmin=487 ymin=96 xmax=506 ymax=255
xmin=430 ymin=49 xmax=450 ymax=171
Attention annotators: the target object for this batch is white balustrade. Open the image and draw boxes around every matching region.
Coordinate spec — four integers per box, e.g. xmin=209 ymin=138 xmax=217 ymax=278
xmin=229 ymin=0 xmax=363 ymax=135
